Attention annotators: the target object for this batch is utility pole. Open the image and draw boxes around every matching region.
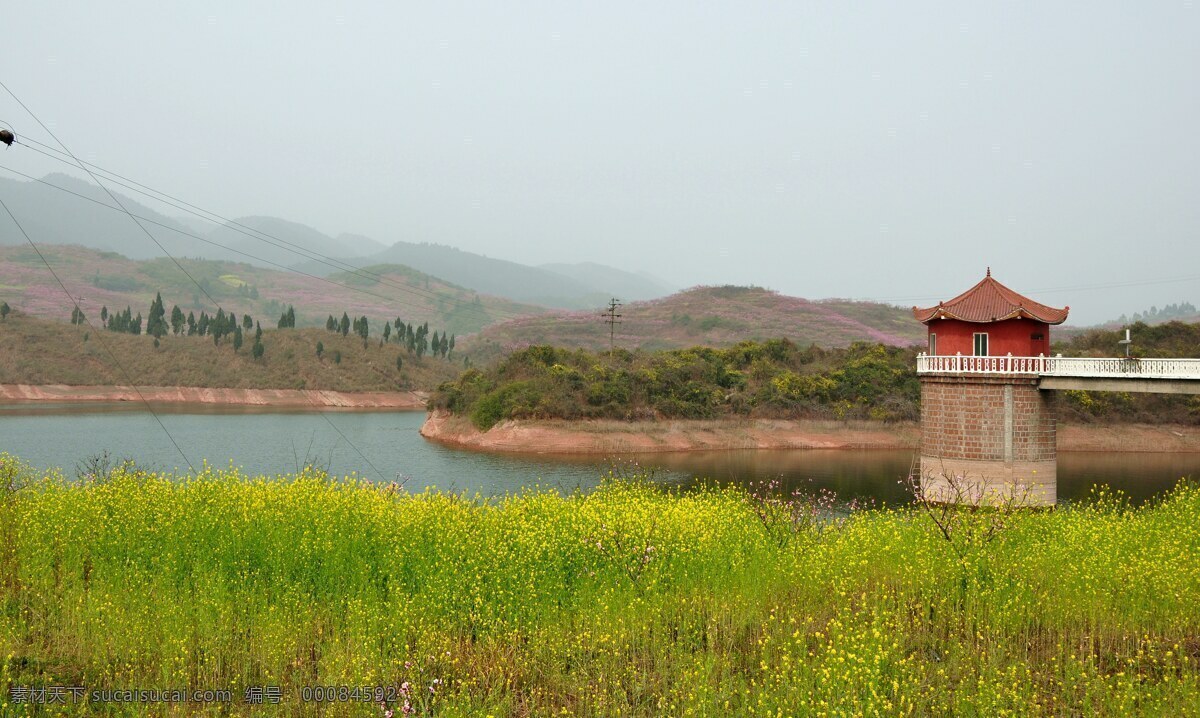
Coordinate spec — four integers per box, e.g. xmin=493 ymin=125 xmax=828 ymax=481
xmin=601 ymin=298 xmax=622 ymax=358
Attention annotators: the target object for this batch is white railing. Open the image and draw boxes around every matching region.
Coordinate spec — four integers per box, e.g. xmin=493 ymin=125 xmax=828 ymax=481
xmin=917 ymin=354 xmax=1049 ymax=375
xmin=917 ymin=354 xmax=1200 ymax=380
xmin=1041 ymin=356 xmax=1200 ymax=379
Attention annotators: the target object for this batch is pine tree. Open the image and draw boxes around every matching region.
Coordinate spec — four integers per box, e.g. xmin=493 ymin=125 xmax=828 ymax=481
xmin=99 ymin=305 xmax=107 ymax=326
xmin=448 ymin=334 xmax=455 ymax=358
xmin=255 ymin=322 xmax=262 ymax=343
xmin=198 ymin=312 xmax=209 ymax=336
xmin=186 ymin=311 xmax=196 ymax=336
xmin=340 ymin=312 xmax=350 ymax=337
xmin=132 ymin=312 xmax=142 ymax=335
xmin=286 ymin=305 xmax=296 ymax=328
xmin=147 ymin=292 xmax=167 ymax=338
xmin=170 ymin=305 xmax=184 ymax=335
xmin=233 ymin=326 xmax=244 ymax=353
xmin=396 ymin=354 xmax=403 ymax=371
xmin=213 ymin=309 xmax=227 ymax=342
xmin=0 ymin=301 xmax=8 ymax=320
xmin=383 ymin=323 xmax=391 ymax=343
xmin=316 ymin=341 xmax=324 ymax=359
xmin=326 ymin=315 xmax=336 ymax=332
xmin=252 ymin=340 xmax=264 ymax=361
xmin=243 ymin=314 xmax=253 ymax=330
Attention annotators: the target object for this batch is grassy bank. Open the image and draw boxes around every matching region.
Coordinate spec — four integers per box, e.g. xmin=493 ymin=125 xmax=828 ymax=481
xmin=0 ymin=313 xmax=461 ymax=393
xmin=2 ymin=456 xmax=1198 ymax=715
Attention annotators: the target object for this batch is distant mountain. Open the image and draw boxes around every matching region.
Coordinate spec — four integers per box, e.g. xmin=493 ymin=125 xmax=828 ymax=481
xmin=460 ymin=285 xmax=925 ymax=362
xmin=172 ymin=215 xmax=217 ymax=238
xmin=335 ymin=232 xmax=388 ymax=257
xmin=0 ymin=174 xmax=674 ymax=312
xmin=209 ymin=216 xmax=383 ymax=269
xmin=539 ymin=262 xmax=676 ymax=302
xmin=347 ymin=241 xmax=616 ymax=310
xmin=0 ymin=244 xmax=545 ymax=336
xmin=0 ymin=173 xmax=197 ymax=258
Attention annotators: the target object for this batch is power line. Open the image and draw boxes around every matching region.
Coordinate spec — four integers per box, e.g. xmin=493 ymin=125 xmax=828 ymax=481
xmin=0 ymin=196 xmax=195 ymax=473
xmin=8 ymin=133 xmax=529 ymax=325
xmin=0 ymin=164 xmax=520 ymax=327
xmin=2 ymin=84 xmax=392 ymax=482
xmin=0 ymin=81 xmax=221 ymax=311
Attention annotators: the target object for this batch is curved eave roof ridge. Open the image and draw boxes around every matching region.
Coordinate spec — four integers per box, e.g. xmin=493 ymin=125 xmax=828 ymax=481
xmin=912 ymin=274 xmax=1068 ymax=325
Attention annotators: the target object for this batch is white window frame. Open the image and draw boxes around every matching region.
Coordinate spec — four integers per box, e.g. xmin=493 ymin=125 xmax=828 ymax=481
xmin=973 ymin=332 xmax=988 ymax=357
xmin=928 ymin=333 xmax=937 ymax=355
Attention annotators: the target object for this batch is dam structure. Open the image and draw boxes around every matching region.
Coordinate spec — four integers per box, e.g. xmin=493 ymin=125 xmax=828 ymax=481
xmin=914 ymin=270 xmax=1200 ymax=506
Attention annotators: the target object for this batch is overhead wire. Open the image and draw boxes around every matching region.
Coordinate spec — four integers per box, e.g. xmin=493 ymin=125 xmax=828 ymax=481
xmin=10 ymin=132 xmax=530 ymax=324
xmin=0 ymin=85 xmax=397 ymax=482
xmin=9 ymin=127 xmax=1196 ymax=322
xmin=0 ymin=82 xmax=222 ymax=311
xmin=0 ymin=195 xmax=195 ymax=473
xmin=0 ymin=163 xmax=510 ymax=321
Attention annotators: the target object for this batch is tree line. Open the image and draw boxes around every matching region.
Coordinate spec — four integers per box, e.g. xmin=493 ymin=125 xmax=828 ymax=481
xmin=322 ymin=312 xmax=455 ymax=360
xmin=87 ymin=293 xmax=265 ymax=358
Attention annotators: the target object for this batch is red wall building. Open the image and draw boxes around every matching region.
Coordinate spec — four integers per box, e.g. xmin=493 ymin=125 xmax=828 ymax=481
xmin=913 ymin=270 xmax=1068 ymax=357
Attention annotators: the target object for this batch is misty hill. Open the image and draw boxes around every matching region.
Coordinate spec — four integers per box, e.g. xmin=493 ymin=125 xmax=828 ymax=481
xmin=460 ymin=285 xmax=925 ymax=362
xmin=0 ymin=173 xmax=197 ymax=258
xmin=0 ymin=173 xmax=673 ymax=312
xmin=1100 ymin=302 xmax=1200 ymax=328
xmin=343 ymin=241 xmax=668 ymax=310
xmin=0 ymin=245 xmax=545 ymax=337
xmin=539 ymin=262 xmax=676 ymax=302
xmin=206 ymin=216 xmax=383 ymax=268
xmin=336 ymin=232 xmax=388 ymax=257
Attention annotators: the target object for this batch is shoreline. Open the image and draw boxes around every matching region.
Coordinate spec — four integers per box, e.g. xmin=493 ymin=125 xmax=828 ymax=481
xmin=420 ymin=410 xmax=1200 ymax=454
xmin=0 ymin=384 xmax=428 ymax=409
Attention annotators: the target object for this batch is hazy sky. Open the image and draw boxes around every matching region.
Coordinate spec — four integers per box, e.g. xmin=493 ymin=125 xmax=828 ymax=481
xmin=2 ymin=2 xmax=1198 ymax=324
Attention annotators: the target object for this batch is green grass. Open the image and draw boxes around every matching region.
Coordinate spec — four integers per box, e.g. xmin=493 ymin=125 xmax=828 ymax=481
xmin=1 ymin=455 xmax=1198 ymax=715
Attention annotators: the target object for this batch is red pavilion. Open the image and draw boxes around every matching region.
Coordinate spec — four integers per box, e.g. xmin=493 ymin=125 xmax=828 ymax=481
xmin=913 ymin=269 xmax=1069 ymax=357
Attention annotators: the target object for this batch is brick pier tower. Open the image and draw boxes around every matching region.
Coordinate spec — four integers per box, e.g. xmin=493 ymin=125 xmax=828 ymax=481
xmin=913 ymin=271 xmax=1069 ymax=505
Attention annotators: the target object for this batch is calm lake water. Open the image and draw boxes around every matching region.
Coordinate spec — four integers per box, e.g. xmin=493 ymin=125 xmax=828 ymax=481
xmin=1 ymin=403 xmax=1198 ymax=505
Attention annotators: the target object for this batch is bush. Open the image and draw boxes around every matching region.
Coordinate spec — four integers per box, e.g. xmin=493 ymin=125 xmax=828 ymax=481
xmin=433 ymin=340 xmax=922 ymax=423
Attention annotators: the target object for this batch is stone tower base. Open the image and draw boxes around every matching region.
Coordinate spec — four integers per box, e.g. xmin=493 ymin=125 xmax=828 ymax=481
xmin=919 ymin=375 xmax=1057 ymax=507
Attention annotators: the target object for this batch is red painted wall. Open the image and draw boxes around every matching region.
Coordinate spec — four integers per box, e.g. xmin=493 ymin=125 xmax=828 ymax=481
xmin=925 ymin=318 xmax=1051 ymax=357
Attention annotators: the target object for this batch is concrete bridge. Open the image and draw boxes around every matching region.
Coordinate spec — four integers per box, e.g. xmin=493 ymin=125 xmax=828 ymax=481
xmin=917 ymin=354 xmax=1200 ymax=395
xmin=915 ymin=354 xmax=1200 ymax=506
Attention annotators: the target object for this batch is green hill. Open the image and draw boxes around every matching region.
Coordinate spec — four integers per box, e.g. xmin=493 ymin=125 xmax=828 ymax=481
xmin=0 ymin=311 xmax=461 ymax=392
xmin=433 ymin=340 xmax=921 ymax=428
xmin=0 ymin=244 xmax=544 ymax=337
xmin=460 ymin=285 xmax=926 ymax=363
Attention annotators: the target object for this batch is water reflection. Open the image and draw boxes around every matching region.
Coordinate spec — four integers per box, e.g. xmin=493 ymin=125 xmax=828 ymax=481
xmin=0 ymin=403 xmax=1195 ymax=505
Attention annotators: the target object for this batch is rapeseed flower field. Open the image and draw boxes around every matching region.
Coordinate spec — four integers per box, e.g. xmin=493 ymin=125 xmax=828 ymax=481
xmin=1 ymin=452 xmax=1198 ymax=716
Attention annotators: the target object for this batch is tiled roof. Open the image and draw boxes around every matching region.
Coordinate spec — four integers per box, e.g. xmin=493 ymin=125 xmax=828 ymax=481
xmin=912 ymin=270 xmax=1069 ymax=325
